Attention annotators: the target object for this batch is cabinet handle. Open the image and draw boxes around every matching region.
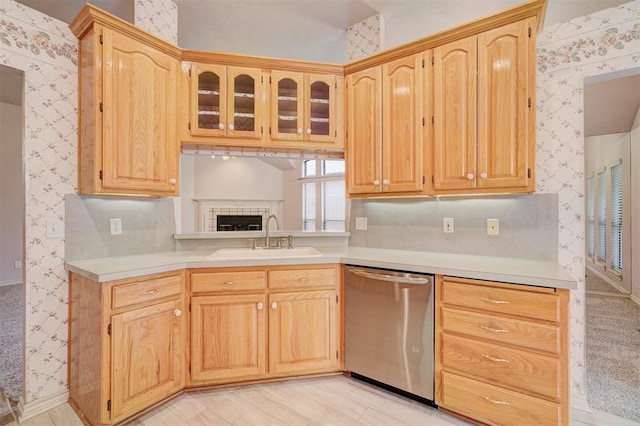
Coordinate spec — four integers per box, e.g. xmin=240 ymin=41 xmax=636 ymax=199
xmin=480 ymin=353 xmax=510 ymax=363
xmin=143 ymin=289 xmax=160 ymax=295
xmin=480 ymin=297 xmax=509 ymax=305
xmin=466 ymin=173 xmax=474 ymax=180
xmin=480 ymin=325 xmax=509 ymax=333
xmin=219 ymin=123 xmax=225 ymax=130
xmin=373 ymin=180 xmax=380 ymax=186
xmin=271 ymin=302 xmax=278 ymax=310
xmin=257 ymin=302 xmax=264 ymax=310
xmin=169 ymin=178 xmax=177 ymax=185
xmin=480 ymin=395 xmax=510 ymax=406
xmin=228 ymin=124 xmax=234 ymax=131
xmin=306 ymin=128 xmax=312 ymax=135
xmin=383 ymin=179 xmax=390 ymax=185
xmin=220 ymin=281 xmax=235 ymax=285
xmin=480 ymin=172 xmax=487 ymax=180
xmin=298 ymin=277 xmax=308 ymax=282
xmin=297 ymin=128 xmax=303 ymax=134
xmin=173 ymin=309 xmax=182 ymax=317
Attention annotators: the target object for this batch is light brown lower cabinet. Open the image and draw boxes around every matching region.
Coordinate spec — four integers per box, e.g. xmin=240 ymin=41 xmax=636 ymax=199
xmin=435 ymin=275 xmax=569 ymax=426
xmin=68 ymin=270 xmax=186 ymax=426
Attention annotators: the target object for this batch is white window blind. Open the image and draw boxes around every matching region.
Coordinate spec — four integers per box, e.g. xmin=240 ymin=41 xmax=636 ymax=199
xmin=586 ymin=176 xmax=595 ymax=259
xmin=302 ymin=160 xmax=345 ymax=231
xmin=597 ymin=170 xmax=607 ymax=264
xmin=610 ymin=163 xmax=622 ymax=272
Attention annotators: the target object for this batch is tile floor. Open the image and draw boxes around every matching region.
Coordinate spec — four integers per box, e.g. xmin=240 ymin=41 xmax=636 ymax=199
xmin=3 ymin=376 xmax=640 ymax=426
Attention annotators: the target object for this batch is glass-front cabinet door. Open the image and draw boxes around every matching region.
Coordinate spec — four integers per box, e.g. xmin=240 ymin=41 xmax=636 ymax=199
xmin=304 ymin=75 xmax=335 ymax=143
xmin=191 ymin=64 xmax=226 ymax=137
xmin=190 ymin=64 xmax=264 ymax=140
xmin=271 ymin=71 xmax=304 ymax=141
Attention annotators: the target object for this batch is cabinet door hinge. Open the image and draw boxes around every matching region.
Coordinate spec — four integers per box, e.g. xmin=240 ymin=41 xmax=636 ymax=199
xmin=269 ymin=126 xmax=272 ymax=134
xmin=528 ymin=27 xmax=532 ymax=37
xmin=99 ymin=102 xmax=103 ymax=113
xmin=336 ymin=351 xmax=339 ymax=360
xmin=188 ymin=68 xmax=191 ymax=77
xmin=335 ymin=130 xmax=337 ymax=137
xmin=335 ymin=82 xmax=338 ymax=90
xmin=269 ymin=76 xmax=272 ymax=84
xmin=261 ymin=75 xmax=263 ymax=84
xmin=107 ymin=323 xmax=111 ymax=335
xmin=422 ymin=176 xmax=426 ymax=184
xmin=335 ymin=295 xmax=338 ymax=303
xmin=99 ymin=170 xmax=103 ymax=181
xmin=188 ymin=364 xmax=191 ymax=374
xmin=432 ymin=175 xmax=435 ymax=184
xmin=261 ymin=126 xmax=264 ymax=134
xmin=528 ymin=98 xmax=532 ymax=108
xmin=432 ymin=116 xmax=434 ymax=125
xmin=422 ymin=59 xmax=425 ymax=68
xmin=107 ymin=399 xmax=111 ymax=412
xmin=528 ymin=168 xmax=532 ymax=178
xmin=422 ymin=117 xmax=425 ymax=126
xmin=346 ymin=82 xmax=349 ymax=89
xmin=188 ymin=122 xmax=191 ymax=130
xmin=189 ymin=302 xmax=191 ymax=312
xmin=432 ymin=56 xmax=434 ymax=66
xmin=99 ymin=34 xmax=103 ymax=45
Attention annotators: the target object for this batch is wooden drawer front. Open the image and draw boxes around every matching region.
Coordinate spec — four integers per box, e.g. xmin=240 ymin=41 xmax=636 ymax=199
xmin=442 ymin=307 xmax=560 ymax=353
xmin=268 ymin=267 xmax=338 ymax=290
xmin=442 ymin=280 xmax=560 ymax=322
xmin=112 ymin=273 xmax=182 ymax=310
xmin=441 ymin=372 xmax=561 ymax=426
xmin=442 ymin=334 xmax=560 ymax=399
xmin=191 ymin=271 xmax=266 ymax=293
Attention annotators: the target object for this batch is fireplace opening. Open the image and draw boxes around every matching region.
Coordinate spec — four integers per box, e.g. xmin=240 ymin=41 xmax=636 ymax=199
xmin=216 ymin=215 xmax=263 ymax=231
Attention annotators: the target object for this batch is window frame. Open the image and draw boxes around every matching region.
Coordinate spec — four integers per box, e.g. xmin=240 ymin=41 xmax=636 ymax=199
xmin=301 ymin=160 xmax=345 ymax=231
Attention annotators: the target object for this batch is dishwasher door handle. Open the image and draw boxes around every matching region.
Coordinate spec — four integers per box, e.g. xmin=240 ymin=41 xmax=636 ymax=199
xmin=348 ymin=268 xmax=430 ymax=285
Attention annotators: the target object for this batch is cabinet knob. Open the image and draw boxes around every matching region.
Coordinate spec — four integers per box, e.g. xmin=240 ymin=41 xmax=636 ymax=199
xmin=271 ymin=302 xmax=278 ymax=310
xmin=228 ymin=124 xmax=234 ymax=131
xmin=306 ymin=128 xmax=312 ymax=135
xmin=218 ymin=123 xmax=225 ymax=130
xmin=373 ymin=180 xmax=380 ymax=186
xmin=257 ymin=302 xmax=264 ymax=310
xmin=383 ymin=179 xmax=390 ymax=185
xmin=297 ymin=128 xmax=302 ymax=134
xmin=466 ymin=173 xmax=474 ymax=180
xmin=169 ymin=178 xmax=177 ymax=185
xmin=480 ymin=173 xmax=487 ymax=180
xmin=173 ymin=309 xmax=182 ymax=317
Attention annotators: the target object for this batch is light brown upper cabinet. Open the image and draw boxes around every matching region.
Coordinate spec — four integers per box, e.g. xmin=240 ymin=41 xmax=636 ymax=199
xmin=70 ymin=6 xmax=182 ymax=197
xmin=432 ymin=18 xmax=535 ymax=194
xmin=270 ymin=71 xmax=343 ymax=148
xmin=347 ymin=53 xmax=425 ymax=196
xmin=190 ymin=64 xmax=266 ymax=142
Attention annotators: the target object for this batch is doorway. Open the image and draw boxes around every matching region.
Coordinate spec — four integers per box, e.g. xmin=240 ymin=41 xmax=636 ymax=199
xmin=0 ymin=65 xmax=25 ymax=419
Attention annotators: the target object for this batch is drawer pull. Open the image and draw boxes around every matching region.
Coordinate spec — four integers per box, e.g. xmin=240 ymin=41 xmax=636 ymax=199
xmin=143 ymin=289 xmax=160 ymax=295
xmin=220 ymin=281 xmax=235 ymax=285
xmin=480 ymin=353 xmax=510 ymax=363
xmin=480 ymin=395 xmax=510 ymax=406
xmin=298 ymin=277 xmax=309 ymax=282
xmin=480 ymin=325 xmax=509 ymax=333
xmin=480 ymin=297 xmax=509 ymax=305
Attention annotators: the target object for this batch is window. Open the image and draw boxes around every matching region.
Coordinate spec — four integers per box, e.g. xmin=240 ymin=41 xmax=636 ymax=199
xmin=597 ymin=170 xmax=607 ymax=264
xmin=302 ymin=160 xmax=345 ymax=231
xmin=586 ymin=175 xmax=595 ymax=259
xmin=610 ymin=163 xmax=622 ymax=273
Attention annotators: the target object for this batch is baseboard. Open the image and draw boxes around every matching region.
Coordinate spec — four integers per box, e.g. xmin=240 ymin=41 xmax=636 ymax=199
xmin=585 ymin=265 xmax=627 ymax=293
xmin=17 ymin=390 xmax=68 ymax=421
xmin=0 ymin=280 xmax=21 ymax=287
xmin=631 ymin=293 xmax=640 ymax=307
xmin=571 ymin=391 xmax=592 ymax=413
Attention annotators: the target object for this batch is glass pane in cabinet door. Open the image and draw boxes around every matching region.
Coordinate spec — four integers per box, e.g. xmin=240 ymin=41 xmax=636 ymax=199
xmin=278 ymin=78 xmax=298 ymax=134
xmin=198 ymin=71 xmax=220 ymax=129
xmin=234 ymin=74 xmax=255 ymax=132
xmin=310 ymin=81 xmax=330 ymax=136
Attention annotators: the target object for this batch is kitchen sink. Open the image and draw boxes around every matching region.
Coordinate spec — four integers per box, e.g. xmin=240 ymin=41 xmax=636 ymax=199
xmin=207 ymin=246 xmax=322 ymax=260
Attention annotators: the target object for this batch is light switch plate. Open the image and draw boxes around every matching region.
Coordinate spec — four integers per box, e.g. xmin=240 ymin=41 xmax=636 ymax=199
xmin=487 ymin=219 xmax=499 ymax=236
xmin=443 ymin=218 xmax=454 ymax=233
xmin=46 ymin=219 xmax=62 ymax=239
xmin=355 ymin=217 xmax=368 ymax=231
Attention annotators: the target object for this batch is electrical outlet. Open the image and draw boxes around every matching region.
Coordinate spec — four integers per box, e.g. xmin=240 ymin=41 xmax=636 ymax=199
xmin=110 ymin=218 xmax=122 ymax=235
xmin=443 ymin=218 xmax=454 ymax=233
xmin=487 ymin=219 xmax=499 ymax=236
xmin=355 ymin=217 xmax=368 ymax=231
xmin=14 ymin=261 xmax=22 ymax=269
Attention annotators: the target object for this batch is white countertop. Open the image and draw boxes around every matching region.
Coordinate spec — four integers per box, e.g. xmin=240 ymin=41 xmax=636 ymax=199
xmin=65 ymin=247 xmax=577 ymax=289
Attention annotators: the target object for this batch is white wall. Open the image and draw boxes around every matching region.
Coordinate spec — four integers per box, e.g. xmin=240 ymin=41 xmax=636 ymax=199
xmin=0 ymin=102 xmax=23 ymax=285
xmin=631 ymin=107 xmax=640 ymax=303
xmin=282 ymin=162 xmax=303 ymax=230
xmin=585 ymin=132 xmax=632 ymax=292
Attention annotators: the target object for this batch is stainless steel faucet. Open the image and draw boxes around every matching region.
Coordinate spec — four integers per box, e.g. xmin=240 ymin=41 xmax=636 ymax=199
xmin=265 ymin=214 xmax=280 ymax=248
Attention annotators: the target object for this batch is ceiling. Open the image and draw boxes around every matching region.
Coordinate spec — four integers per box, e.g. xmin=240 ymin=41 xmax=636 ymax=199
xmin=584 ymin=73 xmax=640 ymax=137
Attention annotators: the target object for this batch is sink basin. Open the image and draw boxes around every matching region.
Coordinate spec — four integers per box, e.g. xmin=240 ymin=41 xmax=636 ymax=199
xmin=208 ymin=247 xmax=322 ymax=260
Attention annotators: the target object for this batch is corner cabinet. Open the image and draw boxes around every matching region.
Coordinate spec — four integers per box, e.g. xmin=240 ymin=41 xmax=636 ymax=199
xmin=270 ymin=71 xmax=343 ymax=148
xmin=70 ymin=5 xmax=181 ymax=197
xmin=346 ymin=53 xmax=427 ymax=196
xmin=68 ymin=270 xmax=186 ymax=425
xmin=432 ymin=19 xmax=535 ymax=195
xmin=435 ymin=276 xmax=569 ymax=426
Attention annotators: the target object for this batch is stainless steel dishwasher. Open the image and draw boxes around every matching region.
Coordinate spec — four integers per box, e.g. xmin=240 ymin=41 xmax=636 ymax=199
xmin=345 ymin=265 xmax=434 ymax=402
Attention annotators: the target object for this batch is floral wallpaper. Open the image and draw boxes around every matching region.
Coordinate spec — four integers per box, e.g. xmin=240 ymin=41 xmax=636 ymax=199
xmin=536 ymin=0 xmax=639 ymax=396
xmin=347 ymin=13 xmax=383 ymax=61
xmin=1 ymin=0 xmax=77 ymax=410
xmin=134 ymin=0 xmax=178 ymax=45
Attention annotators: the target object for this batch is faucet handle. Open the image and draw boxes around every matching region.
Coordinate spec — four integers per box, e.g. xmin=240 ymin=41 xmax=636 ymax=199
xmin=248 ymin=238 xmax=257 ymax=250
xmin=287 ymin=234 xmax=294 ymax=249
